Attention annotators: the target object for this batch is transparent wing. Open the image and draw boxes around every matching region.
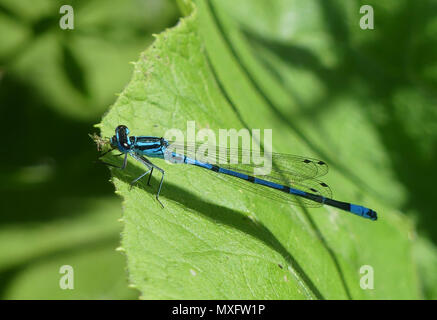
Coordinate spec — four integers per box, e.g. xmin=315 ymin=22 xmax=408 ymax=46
xmin=215 ymin=171 xmax=332 ymax=207
xmin=166 ymin=141 xmax=332 ymax=207
xmin=166 ymin=141 xmax=329 ymax=182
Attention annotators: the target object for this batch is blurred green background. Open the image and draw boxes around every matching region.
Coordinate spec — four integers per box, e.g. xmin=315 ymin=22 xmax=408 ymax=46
xmin=0 ymin=0 xmax=436 ymax=299
xmin=0 ymin=0 xmax=178 ymax=299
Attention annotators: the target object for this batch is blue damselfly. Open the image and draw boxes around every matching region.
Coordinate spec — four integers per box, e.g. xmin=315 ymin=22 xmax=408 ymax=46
xmin=97 ymin=125 xmax=377 ymax=221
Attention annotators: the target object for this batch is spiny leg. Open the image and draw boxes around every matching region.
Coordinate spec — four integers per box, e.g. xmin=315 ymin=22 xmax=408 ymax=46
xmin=135 ymin=157 xmax=154 ymax=186
xmin=129 ymin=167 xmax=153 ymax=190
xmin=128 ymin=153 xmax=153 ymax=188
xmin=99 ymin=147 xmax=115 ymax=157
xmin=147 ymin=167 xmax=154 ymax=186
xmin=142 ymin=157 xmax=157 ymax=187
xmin=131 ymin=154 xmax=165 ymax=208
xmin=129 ymin=156 xmax=152 ymax=190
xmin=99 ymin=152 xmax=128 ymax=170
xmin=153 ymin=165 xmax=165 ymax=208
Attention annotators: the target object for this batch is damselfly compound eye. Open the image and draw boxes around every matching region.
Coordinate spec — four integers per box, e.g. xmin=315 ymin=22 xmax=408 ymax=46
xmin=116 ymin=125 xmax=129 ymax=135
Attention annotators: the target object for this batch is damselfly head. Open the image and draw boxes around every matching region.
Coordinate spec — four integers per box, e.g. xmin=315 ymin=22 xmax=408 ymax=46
xmin=115 ymin=125 xmax=130 ymax=136
xmin=112 ymin=125 xmax=132 ymax=152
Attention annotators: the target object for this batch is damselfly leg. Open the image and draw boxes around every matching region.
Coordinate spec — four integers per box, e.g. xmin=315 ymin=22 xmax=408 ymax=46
xmin=98 ymin=152 xmax=128 ymax=170
xmin=130 ymin=153 xmax=165 ymax=208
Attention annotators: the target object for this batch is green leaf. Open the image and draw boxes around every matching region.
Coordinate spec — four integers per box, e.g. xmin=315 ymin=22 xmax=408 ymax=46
xmin=413 ymin=237 xmax=437 ymax=300
xmin=100 ymin=0 xmax=428 ymax=299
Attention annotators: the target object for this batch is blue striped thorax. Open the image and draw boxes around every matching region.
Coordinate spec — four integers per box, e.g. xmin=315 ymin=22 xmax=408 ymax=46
xmin=110 ymin=125 xmax=168 ymax=158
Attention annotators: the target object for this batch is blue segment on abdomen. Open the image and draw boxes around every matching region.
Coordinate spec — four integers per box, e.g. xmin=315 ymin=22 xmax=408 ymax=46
xmin=253 ymin=177 xmax=280 ymax=189
xmin=350 ymin=204 xmax=367 ymax=216
xmin=288 ymin=188 xmax=307 ymax=196
xmin=218 ymin=167 xmax=249 ymax=180
xmin=182 ymin=156 xmax=377 ymax=221
xmin=195 ymin=160 xmax=213 ymax=170
xmin=187 ymin=158 xmax=213 ymax=170
xmin=350 ymin=204 xmax=376 ymax=220
xmin=198 ymin=164 xmax=301 ymax=194
xmin=189 ymin=160 xmax=310 ymax=196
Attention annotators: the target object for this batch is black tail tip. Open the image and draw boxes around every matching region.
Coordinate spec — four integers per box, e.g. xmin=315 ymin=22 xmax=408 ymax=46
xmin=369 ymin=210 xmax=378 ymax=221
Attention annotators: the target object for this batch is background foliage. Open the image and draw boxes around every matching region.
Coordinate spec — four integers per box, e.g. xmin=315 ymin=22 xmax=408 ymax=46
xmin=1 ymin=0 xmax=437 ymax=299
xmin=0 ymin=0 xmax=178 ymax=299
